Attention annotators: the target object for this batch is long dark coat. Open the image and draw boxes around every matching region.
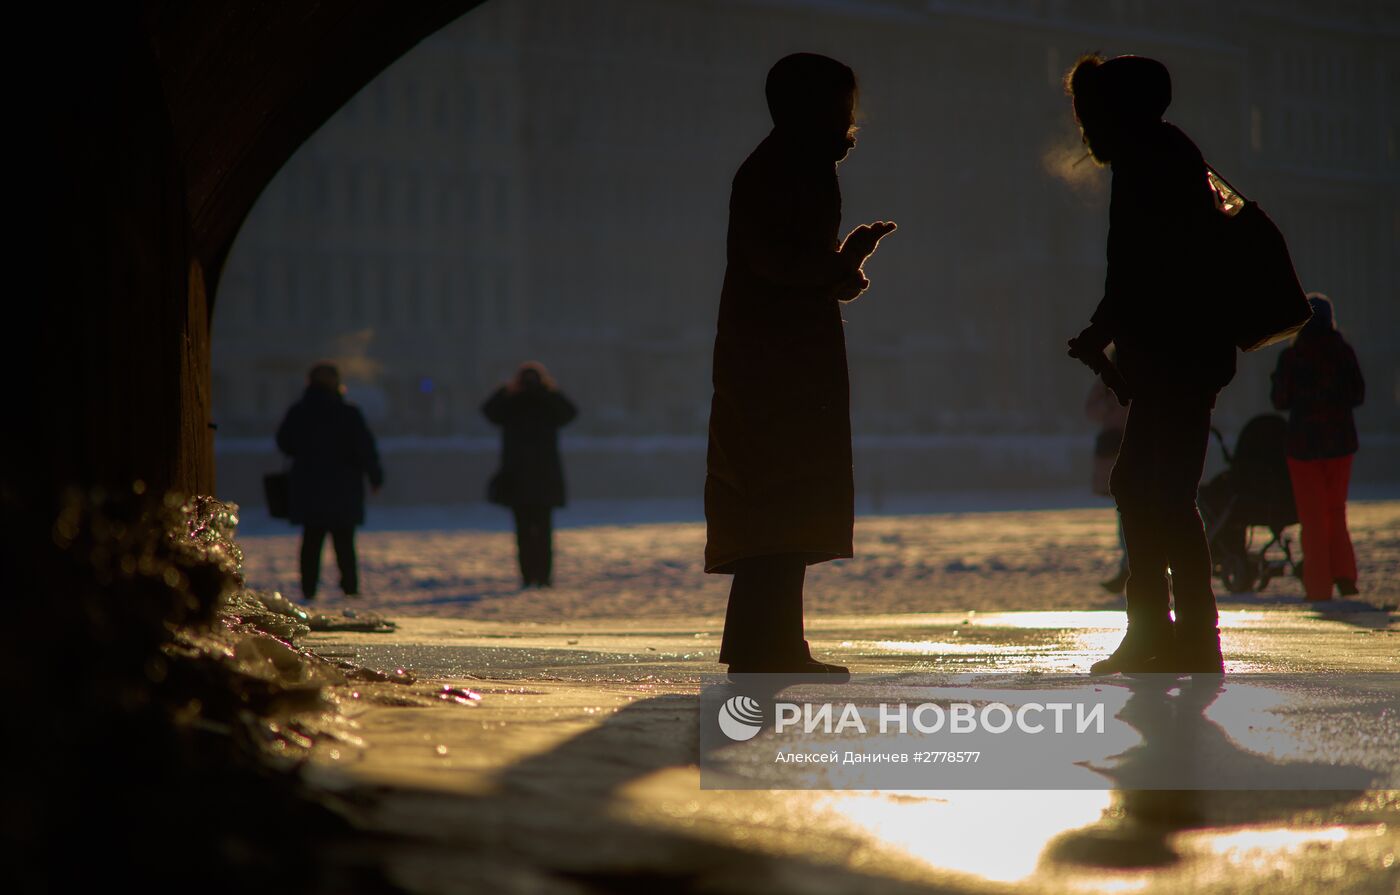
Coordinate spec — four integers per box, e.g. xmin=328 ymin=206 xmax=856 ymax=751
xmin=1270 ymin=327 xmax=1364 ymax=460
xmin=275 ymin=387 xmax=383 ymax=527
xmin=705 ymin=130 xmax=856 ymax=574
xmin=482 ymin=386 xmax=577 ymax=508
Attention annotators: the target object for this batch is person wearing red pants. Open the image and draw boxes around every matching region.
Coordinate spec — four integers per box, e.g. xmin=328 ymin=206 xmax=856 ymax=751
xmin=1271 ymin=294 xmax=1366 ymax=601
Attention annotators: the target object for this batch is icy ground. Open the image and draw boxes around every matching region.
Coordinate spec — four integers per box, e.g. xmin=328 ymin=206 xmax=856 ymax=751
xmin=236 ymin=492 xmax=1400 ymax=621
xmin=258 ymin=493 xmax=1399 ymax=893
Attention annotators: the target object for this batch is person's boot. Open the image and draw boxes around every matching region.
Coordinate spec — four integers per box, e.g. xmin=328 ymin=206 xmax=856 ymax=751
xmin=1334 ymin=578 xmax=1359 ymax=597
xmin=1168 ymin=625 xmax=1224 ymax=675
xmin=796 ymin=638 xmax=849 ymax=678
xmin=728 ymin=640 xmax=850 ymax=683
xmin=1090 ymin=620 xmax=1174 ymax=675
xmin=727 ymin=660 xmax=849 ymax=684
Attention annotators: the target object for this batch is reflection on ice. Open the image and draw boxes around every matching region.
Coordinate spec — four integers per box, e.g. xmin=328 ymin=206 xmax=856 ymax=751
xmin=824 ymin=789 xmax=1112 ymax=882
xmin=1200 ymin=824 xmax=1354 ymax=858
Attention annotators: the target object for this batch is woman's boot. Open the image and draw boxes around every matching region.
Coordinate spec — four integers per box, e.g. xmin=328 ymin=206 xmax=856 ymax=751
xmin=1090 ymin=618 xmax=1175 ymax=674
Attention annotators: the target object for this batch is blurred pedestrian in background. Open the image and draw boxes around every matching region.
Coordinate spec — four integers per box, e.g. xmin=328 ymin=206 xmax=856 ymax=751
xmin=1271 ymin=293 xmax=1365 ymax=601
xmin=483 ymin=362 xmax=577 ymax=588
xmin=276 ymin=362 xmax=383 ymax=601
xmin=1085 ymin=347 xmax=1131 ymax=594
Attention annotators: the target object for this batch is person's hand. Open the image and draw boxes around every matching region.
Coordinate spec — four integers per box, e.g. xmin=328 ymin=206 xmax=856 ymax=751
xmin=841 ymin=220 xmax=897 ymax=267
xmin=371 ymin=484 xmax=382 ymax=495
xmin=1067 ymin=325 xmax=1131 ymax=405
xmin=1066 ymin=323 xmax=1110 ymax=368
xmin=834 ymin=270 xmax=870 ymax=302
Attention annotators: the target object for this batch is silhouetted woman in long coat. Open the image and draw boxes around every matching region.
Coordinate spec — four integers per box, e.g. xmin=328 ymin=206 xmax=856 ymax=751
xmin=483 ymin=362 xmax=577 ymax=587
xmin=705 ymin=53 xmax=894 ymax=675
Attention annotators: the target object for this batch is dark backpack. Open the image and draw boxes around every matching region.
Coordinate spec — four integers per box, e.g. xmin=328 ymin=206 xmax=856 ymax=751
xmin=1206 ymin=166 xmax=1312 ymax=352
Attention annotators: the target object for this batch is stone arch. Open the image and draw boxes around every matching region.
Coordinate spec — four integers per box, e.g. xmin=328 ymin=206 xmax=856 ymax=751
xmin=19 ymin=1 xmax=482 ymax=508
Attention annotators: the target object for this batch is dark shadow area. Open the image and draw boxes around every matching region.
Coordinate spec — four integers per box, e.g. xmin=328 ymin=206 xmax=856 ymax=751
xmin=11 ymin=6 xmax=483 ymax=889
xmin=1 ymin=491 xmax=405 ymax=893
xmin=354 ymin=692 xmax=945 ymax=894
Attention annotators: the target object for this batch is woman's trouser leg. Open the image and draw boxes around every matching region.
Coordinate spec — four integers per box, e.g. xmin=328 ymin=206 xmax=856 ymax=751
xmin=512 ymin=507 xmax=533 ymax=584
xmin=719 ymin=554 xmax=807 ymax=666
xmin=1324 ymin=455 xmax=1357 ymax=586
xmin=536 ymin=508 xmax=554 ymax=585
xmin=330 ymin=526 xmax=358 ymax=594
xmin=1112 ymin=392 xmax=1217 ymax=647
xmin=299 ymin=526 xmax=327 ymax=598
xmin=1288 ymin=458 xmax=1333 ymax=600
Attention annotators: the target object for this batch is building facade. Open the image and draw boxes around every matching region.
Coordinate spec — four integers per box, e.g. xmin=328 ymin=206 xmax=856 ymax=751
xmin=213 ymin=0 xmax=1398 ymax=453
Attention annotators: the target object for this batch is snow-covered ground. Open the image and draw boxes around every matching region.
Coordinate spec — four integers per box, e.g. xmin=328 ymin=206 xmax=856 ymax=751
xmin=267 ymin=493 xmax=1398 ymax=893
xmin=235 ymin=493 xmax=1400 ymax=621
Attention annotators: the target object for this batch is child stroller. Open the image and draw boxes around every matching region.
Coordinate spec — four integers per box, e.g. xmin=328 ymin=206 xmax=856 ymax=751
xmin=1197 ymin=414 xmax=1300 ymax=593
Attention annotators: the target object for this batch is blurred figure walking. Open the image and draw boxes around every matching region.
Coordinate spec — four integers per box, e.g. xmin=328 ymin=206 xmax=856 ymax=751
xmin=1084 ymin=352 xmax=1130 ymax=593
xmin=276 ymin=362 xmax=383 ymax=600
xmin=1271 ymin=294 xmax=1365 ymax=601
xmin=483 ymin=363 xmax=577 ymax=588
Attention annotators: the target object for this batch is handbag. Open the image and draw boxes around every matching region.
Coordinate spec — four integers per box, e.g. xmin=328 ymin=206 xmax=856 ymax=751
xmin=1205 ymin=165 xmax=1312 ymax=352
xmin=263 ymin=470 xmax=291 ymax=519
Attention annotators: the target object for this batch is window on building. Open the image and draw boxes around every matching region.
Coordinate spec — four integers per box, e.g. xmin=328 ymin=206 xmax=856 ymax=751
xmin=362 ymin=263 xmax=379 ymax=324
xmin=438 ymin=178 xmax=455 ymax=229
xmin=285 ymin=264 xmax=300 ymax=325
xmin=346 ymin=165 xmax=361 ymax=223
xmin=375 ymin=165 xmax=391 ymax=226
xmin=441 ymin=271 xmax=454 ymax=327
xmin=311 ymin=167 xmax=329 ymax=214
xmin=493 ymin=268 xmax=511 ymax=331
xmin=492 ymin=175 xmax=509 ymax=227
xmin=253 ymin=262 xmax=270 ymax=323
xmin=375 ymin=79 xmax=390 ymax=128
xmin=379 ymin=265 xmax=395 ymax=328
xmin=256 ymin=380 xmax=271 ymax=419
xmin=461 ymin=84 xmax=475 ymax=136
xmin=283 ymin=165 xmax=300 ymax=219
xmin=404 ymin=81 xmax=420 ymax=128
xmin=406 ymin=271 xmax=421 ymax=326
xmin=348 ymin=262 xmax=364 ymax=323
xmin=314 ymin=262 xmax=332 ymax=323
xmin=463 ymin=174 xmax=479 ymax=227
xmin=405 ymin=171 xmax=421 ymax=228
xmin=434 ymin=86 xmax=450 ymax=132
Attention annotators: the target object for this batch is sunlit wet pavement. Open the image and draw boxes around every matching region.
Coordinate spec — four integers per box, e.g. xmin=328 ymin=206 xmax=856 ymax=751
xmin=301 ymin=609 xmax=1399 ymax=894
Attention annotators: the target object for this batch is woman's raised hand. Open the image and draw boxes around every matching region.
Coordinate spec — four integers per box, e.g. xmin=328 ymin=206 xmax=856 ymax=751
xmin=841 ymin=220 xmax=897 ymax=267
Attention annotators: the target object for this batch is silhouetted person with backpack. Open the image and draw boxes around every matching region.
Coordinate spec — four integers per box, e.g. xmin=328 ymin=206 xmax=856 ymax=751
xmin=483 ymin=362 xmax=577 ymax=587
xmin=1271 ymin=293 xmax=1365 ymax=601
xmin=1064 ymin=55 xmax=1233 ymax=674
xmin=705 ymin=53 xmax=895 ymax=678
xmin=276 ymin=362 xmax=383 ymax=601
